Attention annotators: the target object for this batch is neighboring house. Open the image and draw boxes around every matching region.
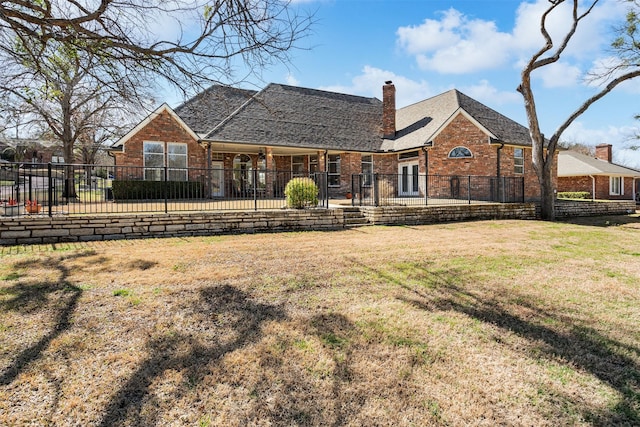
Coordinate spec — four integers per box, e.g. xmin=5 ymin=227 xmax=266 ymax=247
xmin=111 ymin=81 xmax=547 ymax=200
xmin=557 ymin=144 xmax=640 ymax=201
xmin=0 ymin=136 xmax=64 ymax=163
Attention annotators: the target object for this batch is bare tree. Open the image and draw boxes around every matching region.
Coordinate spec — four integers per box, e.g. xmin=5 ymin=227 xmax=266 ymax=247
xmin=0 ymin=0 xmax=312 ymax=93
xmin=558 ymin=140 xmax=595 ymax=156
xmin=518 ymin=0 xmax=640 ymax=220
xmin=0 ymin=35 xmax=151 ymax=198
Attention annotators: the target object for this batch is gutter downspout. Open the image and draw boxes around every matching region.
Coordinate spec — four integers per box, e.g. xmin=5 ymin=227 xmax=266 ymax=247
xmin=589 ymin=175 xmax=595 ymax=201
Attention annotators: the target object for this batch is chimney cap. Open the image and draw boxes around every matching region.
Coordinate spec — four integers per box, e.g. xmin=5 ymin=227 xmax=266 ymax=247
xmin=384 ymin=80 xmax=393 ymax=85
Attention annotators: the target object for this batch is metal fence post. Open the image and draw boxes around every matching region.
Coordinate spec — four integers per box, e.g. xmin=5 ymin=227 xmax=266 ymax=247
xmin=351 ymin=175 xmax=356 ymax=207
xmin=502 ymin=176 xmax=506 ymax=203
xmin=47 ymin=163 xmax=53 ymax=217
xmin=468 ymin=175 xmax=471 ymax=204
xmin=164 ymin=165 xmax=168 ymax=214
xmin=253 ymin=169 xmax=258 ymax=211
xmin=424 ymin=173 xmax=428 ymax=206
xmin=373 ymin=173 xmax=379 ymax=207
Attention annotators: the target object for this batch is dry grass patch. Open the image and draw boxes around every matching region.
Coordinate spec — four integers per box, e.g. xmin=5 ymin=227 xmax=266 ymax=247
xmin=1 ymin=217 xmax=639 ymax=425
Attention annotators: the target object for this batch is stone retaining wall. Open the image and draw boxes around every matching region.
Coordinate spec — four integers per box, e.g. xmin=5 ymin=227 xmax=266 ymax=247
xmin=554 ymin=200 xmax=637 ymax=218
xmin=0 ymin=210 xmax=344 ymax=246
xmin=1 ymin=201 xmax=636 ymax=246
xmin=360 ymin=203 xmax=537 ymax=225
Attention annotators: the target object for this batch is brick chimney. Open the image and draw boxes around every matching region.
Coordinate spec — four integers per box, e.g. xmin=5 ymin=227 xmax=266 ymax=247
xmin=595 ymin=143 xmax=612 ymax=162
xmin=382 ymin=81 xmax=396 ymax=139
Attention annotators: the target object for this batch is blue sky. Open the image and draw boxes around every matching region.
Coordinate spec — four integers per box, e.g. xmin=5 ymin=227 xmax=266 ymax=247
xmin=169 ymin=0 xmax=640 ymax=168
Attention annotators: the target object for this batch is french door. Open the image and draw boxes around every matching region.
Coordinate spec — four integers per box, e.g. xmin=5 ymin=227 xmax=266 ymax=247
xmin=398 ymin=162 xmax=419 ymax=196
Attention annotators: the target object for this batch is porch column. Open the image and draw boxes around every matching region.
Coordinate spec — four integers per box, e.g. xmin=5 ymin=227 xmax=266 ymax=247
xmin=265 ymin=147 xmax=274 ymax=197
xmin=317 ymin=151 xmax=326 ymax=172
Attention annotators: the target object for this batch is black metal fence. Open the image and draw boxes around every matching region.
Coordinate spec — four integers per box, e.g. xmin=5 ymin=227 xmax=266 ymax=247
xmin=351 ymin=173 xmax=525 ymax=206
xmin=0 ymin=163 xmax=329 ymax=216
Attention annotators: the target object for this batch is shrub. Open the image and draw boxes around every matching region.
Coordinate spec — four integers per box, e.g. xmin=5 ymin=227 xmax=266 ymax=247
xmin=557 ymin=191 xmax=591 ymax=200
xmin=112 ymin=180 xmax=204 ymax=200
xmin=285 ymin=177 xmax=319 ymax=208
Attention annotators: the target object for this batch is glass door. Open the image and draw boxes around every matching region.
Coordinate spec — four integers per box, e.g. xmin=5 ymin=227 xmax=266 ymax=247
xmin=398 ymin=162 xmax=419 ymax=196
xmin=211 ymin=161 xmax=224 ymax=197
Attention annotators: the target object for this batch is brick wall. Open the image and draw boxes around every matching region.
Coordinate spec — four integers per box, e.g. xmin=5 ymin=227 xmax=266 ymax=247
xmin=114 ymin=110 xmax=206 ymax=170
xmin=558 ymin=176 xmax=592 ymax=195
xmin=426 ymin=114 xmax=546 ymax=201
xmin=558 ymin=175 xmax=636 ymax=200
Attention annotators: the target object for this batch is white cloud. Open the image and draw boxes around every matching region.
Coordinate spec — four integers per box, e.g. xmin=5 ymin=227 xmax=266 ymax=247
xmin=396 ymin=8 xmax=464 ymax=55
xmin=319 ymin=66 xmax=434 ymax=107
xmin=459 ymin=80 xmax=521 ymax=105
xmin=397 ymin=0 xmax=628 ymax=78
xmin=285 ymin=72 xmax=300 ymax=86
xmin=398 ymin=9 xmax=511 ymax=74
xmin=537 ymin=62 xmax=582 ymax=88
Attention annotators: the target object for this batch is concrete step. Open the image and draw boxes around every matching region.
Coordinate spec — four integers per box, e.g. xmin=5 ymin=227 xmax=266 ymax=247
xmin=342 ymin=207 xmax=369 ymax=227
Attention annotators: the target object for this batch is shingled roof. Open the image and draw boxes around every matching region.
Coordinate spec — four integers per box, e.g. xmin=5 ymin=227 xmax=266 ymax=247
xmin=203 ymin=83 xmax=384 ymax=152
xmin=174 ymin=85 xmax=257 ymax=136
xmin=382 ymin=89 xmax=532 ymax=152
xmin=558 ymin=150 xmax=640 ymax=177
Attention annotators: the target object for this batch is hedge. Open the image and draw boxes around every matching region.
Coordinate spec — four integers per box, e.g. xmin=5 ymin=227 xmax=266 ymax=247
xmin=557 ymin=191 xmax=591 ymax=200
xmin=112 ymin=180 xmax=205 ymax=200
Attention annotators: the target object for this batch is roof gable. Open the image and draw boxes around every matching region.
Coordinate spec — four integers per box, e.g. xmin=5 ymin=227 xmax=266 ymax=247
xmin=383 ymin=89 xmax=532 ymax=152
xmin=174 ymin=85 xmax=257 ymax=135
xmin=113 ymin=104 xmax=199 ymax=150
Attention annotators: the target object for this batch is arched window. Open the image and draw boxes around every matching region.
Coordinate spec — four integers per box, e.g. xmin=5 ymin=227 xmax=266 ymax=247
xmin=448 ymin=146 xmax=473 ymax=158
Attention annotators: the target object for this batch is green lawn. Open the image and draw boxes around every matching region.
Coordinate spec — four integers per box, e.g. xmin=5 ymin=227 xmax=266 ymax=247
xmin=0 ymin=217 xmax=639 ymax=426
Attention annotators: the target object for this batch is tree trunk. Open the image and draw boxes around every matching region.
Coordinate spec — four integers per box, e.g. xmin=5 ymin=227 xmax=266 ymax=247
xmin=62 ymin=142 xmax=77 ymax=200
xmin=538 ymin=164 xmax=555 ymax=220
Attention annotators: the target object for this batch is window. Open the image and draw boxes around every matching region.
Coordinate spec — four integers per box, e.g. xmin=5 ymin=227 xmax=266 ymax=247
xmin=610 ymin=176 xmax=623 ymax=195
xmin=328 ymin=154 xmax=341 ymax=187
xmin=51 ymin=151 xmax=64 ymax=163
xmin=292 ymin=155 xmax=305 ymax=175
xmin=144 ymin=142 xmax=188 ymax=181
xmin=448 ymin=146 xmax=472 ymax=158
xmin=167 ymin=143 xmax=187 ymax=181
xmin=144 ymin=141 xmax=164 ymax=181
xmin=514 ymin=148 xmax=524 ymax=174
xmin=398 ymin=150 xmax=420 ymax=160
xmin=361 ymin=154 xmax=373 ymax=186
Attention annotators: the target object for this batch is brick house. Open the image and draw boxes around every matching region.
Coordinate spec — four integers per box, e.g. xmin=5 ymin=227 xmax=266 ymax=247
xmin=112 ymin=82 xmax=546 ymax=201
xmin=557 ymin=144 xmax=640 ymax=201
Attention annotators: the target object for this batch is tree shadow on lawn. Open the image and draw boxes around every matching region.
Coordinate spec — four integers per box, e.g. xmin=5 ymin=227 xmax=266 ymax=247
xmin=98 ymin=284 xmax=289 ymax=427
xmin=558 ymin=213 xmax=640 ymax=228
xmin=382 ymin=262 xmax=640 ymax=425
xmin=0 ymin=252 xmax=95 ymax=385
xmin=97 ymin=286 xmax=369 ymax=426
